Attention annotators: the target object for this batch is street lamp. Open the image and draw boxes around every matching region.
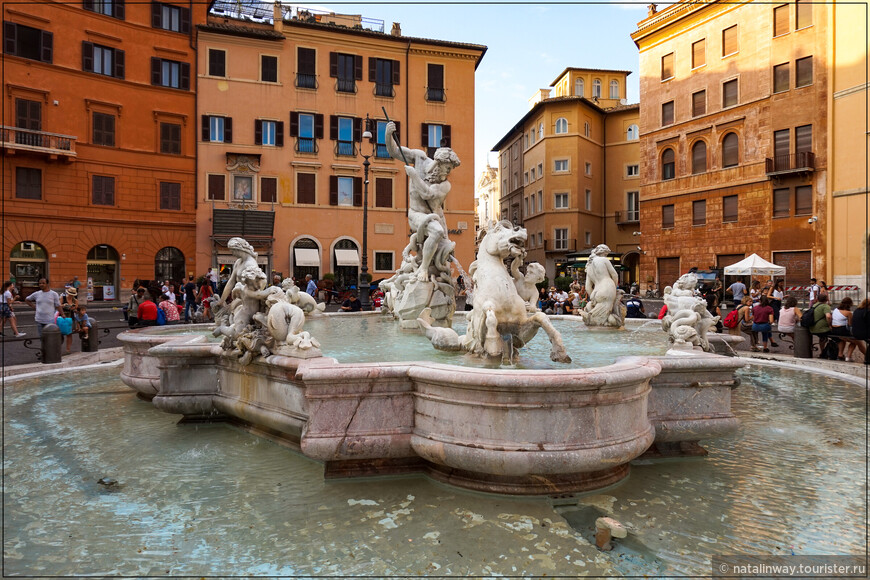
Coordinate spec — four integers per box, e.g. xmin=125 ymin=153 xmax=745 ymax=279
xmin=359 ymin=114 xmax=373 ymax=310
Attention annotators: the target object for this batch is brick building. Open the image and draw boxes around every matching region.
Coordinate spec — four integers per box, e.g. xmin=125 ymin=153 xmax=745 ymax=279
xmin=3 ymin=1 xmax=208 ymax=299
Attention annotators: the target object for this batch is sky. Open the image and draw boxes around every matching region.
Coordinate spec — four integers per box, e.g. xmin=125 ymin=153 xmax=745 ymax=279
xmin=325 ymin=2 xmax=649 ymax=179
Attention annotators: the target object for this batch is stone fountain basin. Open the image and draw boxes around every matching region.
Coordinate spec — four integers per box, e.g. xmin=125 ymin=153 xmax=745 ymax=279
xmin=118 ymin=323 xmax=743 ymax=495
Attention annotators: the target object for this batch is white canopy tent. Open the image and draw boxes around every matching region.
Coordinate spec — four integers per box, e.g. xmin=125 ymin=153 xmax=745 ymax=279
xmin=723 ymin=253 xmax=786 ymax=277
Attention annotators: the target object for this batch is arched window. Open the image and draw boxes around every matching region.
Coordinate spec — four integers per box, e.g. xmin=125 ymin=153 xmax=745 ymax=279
xmin=610 ymin=80 xmax=619 ymax=99
xmin=575 ymin=78 xmax=584 ymax=97
xmin=333 ymin=238 xmax=360 ymax=289
xmin=722 ymin=133 xmax=739 ymax=167
xmin=661 ymin=148 xmax=676 ymax=180
xmin=691 ymin=141 xmax=707 ymax=174
xmin=592 ymin=79 xmax=602 ymax=98
xmin=626 ymin=124 xmax=639 ymax=140
xmin=87 ymin=244 xmax=120 ymax=301
xmin=555 ymin=117 xmax=568 ymax=134
xmin=155 ymin=246 xmax=185 ymax=284
xmin=293 ymin=237 xmax=321 ymax=282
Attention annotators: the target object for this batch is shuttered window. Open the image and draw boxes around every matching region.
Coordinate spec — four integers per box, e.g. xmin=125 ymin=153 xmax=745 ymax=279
xmin=795 ymin=56 xmax=813 ymax=87
xmin=83 ymin=42 xmax=124 ymax=78
xmin=207 ymin=174 xmax=225 ymax=200
xmin=722 ymin=195 xmax=738 ymax=222
xmin=773 ymin=188 xmax=790 ymax=217
xmin=15 ymin=167 xmax=41 ymax=200
xmin=661 ymin=52 xmax=674 ymax=80
xmin=297 ymin=173 xmax=316 ymax=205
xmin=795 ymin=125 xmax=812 ymax=154
xmin=661 ymin=148 xmax=675 ymax=180
xmin=722 ymin=79 xmax=738 ymax=107
xmin=427 ymin=63 xmax=445 ymax=101
xmin=4 ymin=22 xmax=53 ymax=63
xmin=261 ymin=55 xmax=277 ymax=82
xmin=208 ymin=49 xmax=225 ymax=77
xmin=661 ymin=101 xmax=674 ymax=126
xmin=330 ymin=52 xmax=361 ymax=93
xmin=93 ymin=112 xmax=115 ymax=147
xmin=92 ymin=175 xmax=115 ymax=206
xmin=692 ymin=90 xmax=706 ymax=116
xmin=83 ymin=0 xmax=125 ymax=19
xmin=691 ymin=141 xmax=707 ymax=174
xmin=774 ymin=5 xmax=789 ymax=37
xmin=774 ymin=129 xmax=790 ymax=159
xmin=15 ymin=98 xmax=41 ymax=131
xmin=692 ymin=40 xmax=705 ymax=68
xmin=796 ymin=0 xmax=812 ymax=28
xmin=160 ymin=122 xmax=181 ymax=154
xmin=297 ymin=47 xmax=316 ymax=88
xmin=661 ymin=204 xmax=675 ymax=229
xmin=692 ymin=200 xmax=706 ymax=226
xmin=773 ymin=63 xmax=789 ymax=93
xmin=795 ymin=185 xmax=812 ymax=215
xmin=722 ymin=25 xmax=738 ymax=56
xmin=260 ymin=177 xmax=277 ymax=203
xmin=722 ymin=133 xmax=739 ymax=167
xmin=159 ymin=182 xmax=181 ymax=210
xmin=369 ymin=58 xmax=400 ymax=97
xmin=375 ymin=177 xmax=393 ymax=208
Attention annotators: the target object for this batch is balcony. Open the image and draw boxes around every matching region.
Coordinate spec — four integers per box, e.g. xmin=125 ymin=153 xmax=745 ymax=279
xmin=1 ymin=126 xmax=76 ymax=159
xmin=335 ymin=140 xmax=356 ymax=157
xmin=544 ymin=238 xmax=577 ymax=252
xmin=615 ymin=210 xmax=639 ymax=225
xmin=295 ymin=138 xmax=317 ymax=154
xmin=765 ymin=152 xmax=815 ymax=177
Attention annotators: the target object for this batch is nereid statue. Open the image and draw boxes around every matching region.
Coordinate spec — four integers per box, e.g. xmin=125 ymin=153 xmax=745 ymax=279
xmin=661 ymin=272 xmax=719 ymax=351
xmin=580 ymin=244 xmax=625 ymax=328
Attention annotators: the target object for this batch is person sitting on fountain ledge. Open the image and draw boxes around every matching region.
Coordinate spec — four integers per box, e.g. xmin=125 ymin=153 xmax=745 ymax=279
xmin=340 ymin=292 xmax=362 ymax=312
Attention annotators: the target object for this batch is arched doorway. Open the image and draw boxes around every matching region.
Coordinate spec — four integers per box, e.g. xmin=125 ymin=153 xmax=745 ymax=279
xmin=622 ymin=251 xmax=640 ymax=290
xmin=332 ymin=239 xmax=359 ymax=290
xmin=154 ymin=247 xmax=185 ymax=286
xmin=292 ymin=237 xmax=321 ymax=282
xmin=10 ymin=241 xmax=48 ymax=296
xmin=87 ymin=245 xmax=120 ymax=301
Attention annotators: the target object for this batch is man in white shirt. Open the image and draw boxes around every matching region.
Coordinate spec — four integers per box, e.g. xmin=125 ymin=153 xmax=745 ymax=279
xmin=25 ymin=278 xmax=63 ymax=336
xmin=808 ymin=277 xmax=820 ymax=307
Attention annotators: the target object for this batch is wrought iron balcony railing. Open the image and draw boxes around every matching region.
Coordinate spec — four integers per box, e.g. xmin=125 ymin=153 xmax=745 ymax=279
xmin=615 ymin=210 xmax=640 ymax=224
xmin=765 ymin=152 xmax=815 ymax=176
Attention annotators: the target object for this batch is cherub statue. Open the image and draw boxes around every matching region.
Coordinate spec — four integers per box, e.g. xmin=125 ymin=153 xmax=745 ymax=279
xmin=511 ymin=258 xmax=546 ymax=312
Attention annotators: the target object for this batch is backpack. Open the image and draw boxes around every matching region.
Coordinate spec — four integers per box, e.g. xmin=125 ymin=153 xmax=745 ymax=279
xmin=800 ymin=304 xmax=817 ymax=328
xmin=156 ymin=307 xmax=166 ymax=326
xmin=722 ymin=308 xmax=740 ymax=329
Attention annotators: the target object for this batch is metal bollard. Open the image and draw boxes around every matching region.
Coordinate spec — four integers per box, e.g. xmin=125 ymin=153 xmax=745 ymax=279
xmin=793 ymin=325 xmax=813 ymax=358
xmin=41 ymin=323 xmax=62 ymax=364
xmin=81 ymin=320 xmax=99 ymax=352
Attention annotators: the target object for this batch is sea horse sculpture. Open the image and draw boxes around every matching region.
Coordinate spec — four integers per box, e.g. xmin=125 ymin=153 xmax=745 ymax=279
xmin=661 ymin=272 xmax=719 ymax=351
xmin=417 ymin=220 xmax=571 ymax=364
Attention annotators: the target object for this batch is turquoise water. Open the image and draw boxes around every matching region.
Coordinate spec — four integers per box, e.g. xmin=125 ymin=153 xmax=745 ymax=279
xmin=4 ymin=364 xmax=865 ymax=576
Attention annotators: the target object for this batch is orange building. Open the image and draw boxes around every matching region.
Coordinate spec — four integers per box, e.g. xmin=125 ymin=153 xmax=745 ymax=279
xmin=195 ymin=3 xmax=485 ymax=287
xmin=2 ymin=1 xmax=207 ymax=299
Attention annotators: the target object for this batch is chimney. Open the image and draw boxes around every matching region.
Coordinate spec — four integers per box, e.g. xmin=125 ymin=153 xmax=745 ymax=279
xmin=273 ymin=2 xmax=284 ymax=32
xmin=647 ymin=3 xmax=657 ymax=16
xmin=391 ymin=22 xmax=401 ymax=36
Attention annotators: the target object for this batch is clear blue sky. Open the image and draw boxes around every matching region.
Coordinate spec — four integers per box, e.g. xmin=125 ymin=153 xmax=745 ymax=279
xmin=354 ymin=2 xmax=647 ymax=178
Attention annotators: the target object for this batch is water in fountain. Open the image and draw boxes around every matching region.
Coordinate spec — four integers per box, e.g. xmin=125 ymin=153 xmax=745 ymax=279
xmin=450 ymin=256 xmax=474 ymax=305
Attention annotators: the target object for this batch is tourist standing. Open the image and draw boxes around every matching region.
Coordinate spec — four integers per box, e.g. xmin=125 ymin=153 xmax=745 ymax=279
xmin=127 ymin=287 xmax=148 ymax=328
xmin=726 ymin=279 xmax=747 ymax=308
xmin=183 ymin=275 xmax=197 ymax=323
xmin=767 ymin=280 xmax=784 ymax=321
xmin=808 ymin=277 xmax=820 ymax=307
xmin=25 ymin=278 xmax=63 ymax=336
xmin=305 ymin=274 xmax=318 ymax=298
xmin=0 ymin=281 xmax=26 ymax=337
xmin=209 ymin=267 xmax=219 ymax=291
xmin=199 ymin=279 xmax=214 ymax=322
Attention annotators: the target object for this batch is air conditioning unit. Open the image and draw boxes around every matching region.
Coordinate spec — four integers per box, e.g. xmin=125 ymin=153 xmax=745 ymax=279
xmin=21 ymin=242 xmax=35 ymax=252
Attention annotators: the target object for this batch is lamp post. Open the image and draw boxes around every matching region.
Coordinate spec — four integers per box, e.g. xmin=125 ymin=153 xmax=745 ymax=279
xmin=359 ymin=114 xmax=373 ymax=310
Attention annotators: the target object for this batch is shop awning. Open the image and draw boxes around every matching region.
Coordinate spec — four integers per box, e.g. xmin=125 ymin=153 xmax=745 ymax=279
xmin=217 ymin=255 xmax=268 ymax=265
xmin=335 ymin=249 xmax=360 ymax=266
xmin=294 ymin=248 xmax=320 ymax=267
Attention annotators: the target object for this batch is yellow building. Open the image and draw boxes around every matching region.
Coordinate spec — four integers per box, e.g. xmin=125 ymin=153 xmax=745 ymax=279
xmin=475 ymin=164 xmax=499 ymax=235
xmin=493 ymin=68 xmax=641 ymax=284
xmin=196 ymin=2 xmax=485 ymax=287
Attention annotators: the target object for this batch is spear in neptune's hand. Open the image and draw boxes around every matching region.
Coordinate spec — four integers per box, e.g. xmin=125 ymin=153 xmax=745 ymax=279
xmin=382 ymin=106 xmax=409 ymax=166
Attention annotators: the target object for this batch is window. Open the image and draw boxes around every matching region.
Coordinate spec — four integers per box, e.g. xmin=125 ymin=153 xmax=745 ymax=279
xmin=796 ymin=0 xmax=812 ymax=28
xmin=329 ymin=175 xmax=362 ymax=206
xmin=83 ymin=0 xmax=125 ymax=19
xmin=609 ymin=80 xmax=619 ymax=99
xmin=773 ymin=63 xmax=790 ymax=93
xmin=722 ymin=78 xmax=738 ymax=108
xmin=537 ymin=162 xmax=543 ymax=177
xmin=530 ymin=168 xmax=536 ymax=181
xmin=375 ymin=120 xmax=400 ymax=158
xmin=795 ymin=56 xmax=813 ymax=87
xmin=661 ymin=148 xmax=675 ymax=180
xmin=692 ymin=90 xmax=706 ymax=117
xmin=722 ymin=132 xmax=739 ymax=167
xmin=297 ymin=47 xmax=316 ymax=88
xmin=370 ymin=58 xmax=399 ymax=97
xmin=723 ymin=195 xmax=738 ymax=222
xmin=159 ymin=182 xmax=181 ymax=210
xmin=92 ymin=175 xmax=115 ymax=206
xmin=93 ymin=112 xmax=115 ymax=147
xmin=795 ymin=185 xmax=812 ymax=215
xmin=330 ymin=52 xmax=361 ymax=93
xmin=722 ymin=25 xmax=738 ymax=56
xmin=555 ymin=228 xmax=568 ymax=250
xmin=627 ymin=164 xmax=639 ymax=177
xmin=260 ymin=177 xmax=277 ymax=203
xmin=662 ymin=101 xmax=674 ymax=126
xmin=575 ymin=78 xmax=584 ymax=96
xmin=774 ymin=5 xmax=789 ymax=36
xmin=585 ymin=232 xmax=592 ymax=246
xmin=691 ymin=141 xmax=707 ymax=174
xmin=427 ymin=63 xmax=445 ymax=101
xmin=661 ymin=53 xmax=674 ymax=81
xmin=207 ymin=174 xmax=225 ymax=200
xmin=261 ymin=55 xmax=278 ymax=83
xmin=662 ymin=204 xmax=675 ymax=228
xmin=530 ymin=194 xmax=535 ymax=213
xmin=290 ymin=112 xmax=323 ymax=153
xmin=529 ymin=129 xmax=535 ymax=146
xmin=524 ymin=134 xmax=529 ymax=149
xmin=554 ymin=159 xmax=568 ymax=172
xmin=555 ymin=117 xmax=568 ymax=134
xmin=151 ymin=1 xmax=190 ymax=33
xmin=202 ymin=115 xmax=231 ymax=144
xmin=375 ymin=177 xmax=393 ymax=208
xmin=585 ymin=189 xmax=592 ymax=210
xmin=692 ymin=39 xmax=705 ymax=68
xmin=627 ymin=191 xmax=639 ymax=221
xmin=626 ymin=124 xmax=638 ymax=140
xmin=538 ymin=192 xmax=543 ymax=212
xmin=524 ymin=197 xmax=529 ymax=217
xmin=524 ymin=172 xmax=529 ymax=186
xmin=208 ymin=49 xmax=225 ymax=77
xmin=3 ymin=22 xmax=53 ymax=63
xmin=332 ymin=116 xmax=359 ymax=156
xmin=255 ymin=119 xmax=283 ymax=146
xmin=693 ymin=200 xmax=706 ymax=226
xmin=584 ymin=122 xmax=590 ymax=137
xmin=83 ymin=42 xmax=124 ymax=78
xmin=773 ymin=188 xmax=791 ymax=217
xmin=795 ymin=125 xmax=812 ymax=155
xmin=422 ymin=123 xmax=450 ymax=157
xmin=151 ymin=57 xmax=190 ymax=89
xmin=15 ymin=99 xmax=41 ymax=143
xmin=297 ymin=173 xmax=316 ymax=204
xmin=160 ymin=122 xmax=181 ymax=154
xmin=774 ymin=129 xmax=790 ymax=169
xmin=15 ymin=167 xmax=41 ymax=200
xmin=555 ymin=193 xmax=568 ymax=209
xmin=538 ymin=124 xmax=543 ymax=140
xmin=374 ymin=252 xmax=394 ymax=272
xmin=585 ymin=162 xmax=591 ymax=175
xmin=592 ymin=79 xmax=601 ymax=98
